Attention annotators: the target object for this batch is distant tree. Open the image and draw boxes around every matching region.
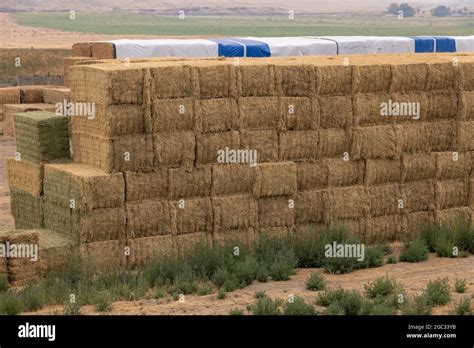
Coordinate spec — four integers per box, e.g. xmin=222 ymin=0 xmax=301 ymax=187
xmin=387 ymin=3 xmax=399 ymax=15
xmin=432 ymin=5 xmax=452 ymax=17
xmin=399 ymin=3 xmax=416 ymax=17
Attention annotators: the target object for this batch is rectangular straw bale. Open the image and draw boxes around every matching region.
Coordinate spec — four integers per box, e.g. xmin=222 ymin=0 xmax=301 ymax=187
xmin=71 ymin=133 xmax=112 ymax=172
xmin=211 ymin=164 xmax=256 ymax=196
xmin=151 ymin=65 xmax=193 ymax=99
xmin=425 ymin=63 xmax=457 ymax=91
xmin=72 ymin=207 xmax=126 ymax=243
xmin=390 ymin=63 xmax=428 ymax=92
xmin=240 ymin=130 xmax=278 ymax=163
xmin=318 ymin=128 xmax=350 ymax=159
xmin=390 ymin=92 xmax=429 ymax=123
xmin=20 ymin=86 xmax=43 ymax=103
xmin=10 ymin=189 xmax=43 ymax=229
xmin=4 ymin=104 xmax=56 ymax=138
xmin=435 ymin=207 xmax=471 ymax=228
xmin=258 ymin=196 xmax=295 ymax=227
xmin=80 ymin=240 xmax=125 ymax=271
xmin=196 ymin=131 xmax=239 ymax=165
xmin=327 ymin=159 xmax=364 ymax=187
xmin=315 ymin=65 xmax=352 ymax=96
xmin=436 ymin=152 xmax=471 ymax=180
xmin=126 ymin=201 xmax=172 ymax=238
xmin=435 ymin=179 xmax=469 ymax=210
xmin=458 ymin=121 xmax=474 ymax=151
xmin=169 ymin=166 xmax=211 ymax=199
xmin=0 ymin=234 xmax=7 ymax=278
xmin=295 ymin=189 xmax=326 ymax=224
xmin=127 ymin=235 xmax=174 ymax=268
xmin=368 ymin=183 xmax=402 ymax=217
xmin=352 ymin=65 xmax=391 ymax=94
xmin=153 ymin=132 xmax=195 ymax=168
xmin=91 ymin=42 xmax=115 ymax=59
xmin=72 ymin=42 xmax=92 ymax=57
xmin=401 ymin=153 xmax=437 ymax=183
xmin=460 ymin=91 xmax=474 ymax=120
xmin=401 ymin=180 xmax=436 ymax=212
xmin=352 ymin=125 xmax=398 ymax=160
xmin=194 ymin=64 xmax=237 ymax=99
xmin=426 ymin=120 xmax=457 ymax=152
xmin=239 ymin=97 xmax=280 ymax=130
xmin=43 ymin=200 xmax=72 ymax=236
xmin=319 ymin=95 xmax=352 ymax=129
xmin=41 ymin=87 xmax=71 ymax=104
xmin=176 ymin=232 xmax=210 ymax=256
xmin=212 ymin=195 xmax=258 ymax=230
xmin=364 ymin=215 xmax=402 ymax=243
xmin=402 ymin=211 xmax=435 ymax=239
xmin=296 ymin=161 xmax=328 ymax=190
xmin=213 ymin=227 xmax=256 ymax=247
xmin=254 ymin=162 xmax=297 ymax=197
xmin=394 ymin=123 xmax=430 ymax=154
xmin=460 ymin=62 xmax=474 ymax=91
xmin=63 ymin=56 xmax=95 ymax=87
xmin=5 ymin=229 xmax=40 ymax=286
xmin=427 ymin=91 xmax=458 ymax=121
xmin=470 ymin=178 xmax=474 ymax=207
xmin=124 ymin=170 xmax=168 ymax=202
xmin=38 ymin=230 xmax=76 ymax=275
xmin=365 ymin=159 xmax=401 ymax=185
xmin=324 ymin=186 xmax=370 ymax=223
xmin=171 ymin=198 xmax=213 ymax=234
xmin=280 ymin=97 xmax=319 ymax=130
xmin=279 ymin=130 xmax=318 ymax=161
xmin=239 ymin=65 xmax=276 ymax=96
xmin=112 ymin=135 xmax=154 ymax=172
xmin=148 ymin=98 xmax=195 ymax=133
xmin=275 ymin=64 xmax=316 ymax=97
xmin=353 ymin=94 xmax=392 ymax=127
xmin=195 ymin=98 xmax=239 ymax=133
xmin=6 ymin=158 xmax=43 ymax=196
xmin=0 ymin=87 xmax=21 ymax=105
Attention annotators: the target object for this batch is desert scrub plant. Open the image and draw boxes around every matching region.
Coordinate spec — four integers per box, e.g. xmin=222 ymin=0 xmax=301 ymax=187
xmin=316 ymin=288 xmax=363 ymax=315
xmin=401 ymin=294 xmax=432 ymax=315
xmin=364 ymin=276 xmax=400 ymax=299
xmin=360 ymin=245 xmax=385 ymax=268
xmin=255 ymin=291 xmax=267 ymax=299
xmin=386 ymin=254 xmax=398 ymax=264
xmin=233 ymin=256 xmax=258 ymax=287
xmin=269 ymin=249 xmax=296 ymax=281
xmin=217 ymin=287 xmax=227 ymax=300
xmin=421 ymin=224 xmax=444 ymax=252
xmin=283 ymin=296 xmax=316 ymax=315
xmin=249 ymin=297 xmax=282 ymax=315
xmin=361 ymin=301 xmax=396 ymax=315
xmin=63 ymin=302 xmax=81 ymax=315
xmin=0 ymin=292 xmax=23 ymax=315
xmin=0 ymin=274 xmax=8 ymax=292
xmin=20 ymin=286 xmax=45 ymax=312
xmin=424 ymin=278 xmax=452 ymax=306
xmin=305 ymin=272 xmax=326 ymax=291
xmin=196 ymin=284 xmax=212 ymax=296
xmin=454 ymin=297 xmax=471 ymax=316
xmin=94 ymin=290 xmax=112 ymax=312
xmin=229 ymin=308 xmax=245 ymax=315
xmin=255 ymin=263 xmax=269 ymax=282
xmin=454 ymin=278 xmax=467 ymax=293
xmin=154 ymin=287 xmax=167 ymax=299
xmin=399 ymin=239 xmax=429 ymax=262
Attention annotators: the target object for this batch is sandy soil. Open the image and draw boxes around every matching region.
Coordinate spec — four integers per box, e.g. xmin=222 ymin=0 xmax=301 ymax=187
xmin=23 ymin=253 xmax=474 ymax=315
xmin=0 ymin=136 xmax=15 ymax=230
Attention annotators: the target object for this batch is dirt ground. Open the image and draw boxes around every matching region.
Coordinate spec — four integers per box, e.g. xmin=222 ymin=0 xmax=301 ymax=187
xmin=0 ymin=136 xmax=16 ymax=230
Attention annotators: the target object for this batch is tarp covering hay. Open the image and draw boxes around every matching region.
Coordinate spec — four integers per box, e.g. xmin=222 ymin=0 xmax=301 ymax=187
xmin=169 ymin=167 xmax=212 ymax=199
xmin=365 ymin=159 xmax=401 ymax=185
xmin=171 ymin=198 xmax=213 ymax=234
xmin=126 ymin=201 xmax=172 ymax=238
xmin=319 ymin=96 xmax=352 ymax=129
xmin=239 ymin=97 xmax=280 ymax=130
xmin=14 ymin=111 xmax=69 ymax=163
xmin=212 ymin=195 xmax=258 ymax=230
xmin=279 ymin=130 xmax=318 ymax=161
xmin=196 ymin=131 xmax=240 ymax=165
xmin=10 ymin=189 xmax=43 ymax=229
xmin=196 ymin=98 xmax=239 ymax=133
xmin=6 ymin=158 xmax=43 ymax=196
xmin=401 ymin=153 xmax=437 ymax=183
xmin=254 ymin=162 xmax=297 ymax=197
xmin=258 ymin=196 xmax=295 ymax=227
xmin=125 ymin=170 xmax=168 ymax=202
xmin=240 ymin=130 xmax=278 ymax=163
xmin=211 ymin=164 xmax=256 ymax=196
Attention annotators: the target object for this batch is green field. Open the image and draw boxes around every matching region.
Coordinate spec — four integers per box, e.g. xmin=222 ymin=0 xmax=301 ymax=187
xmin=14 ymin=12 xmax=474 ymax=36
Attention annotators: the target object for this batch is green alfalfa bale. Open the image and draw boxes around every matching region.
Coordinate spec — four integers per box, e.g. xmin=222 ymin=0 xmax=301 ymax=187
xmin=10 ymin=189 xmax=44 ymax=229
xmin=14 ymin=111 xmax=69 ymax=164
xmin=43 ymin=199 xmax=72 ymax=237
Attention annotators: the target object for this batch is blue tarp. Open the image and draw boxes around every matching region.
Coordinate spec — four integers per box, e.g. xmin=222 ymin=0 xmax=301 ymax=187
xmin=413 ymin=36 xmax=457 ymax=53
xmin=414 ymin=37 xmax=435 ymax=53
xmin=434 ymin=37 xmax=457 ymax=52
xmin=210 ymin=38 xmax=271 ymax=57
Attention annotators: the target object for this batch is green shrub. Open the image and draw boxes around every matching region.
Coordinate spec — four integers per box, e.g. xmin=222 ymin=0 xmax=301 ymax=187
xmin=305 ymin=272 xmax=326 ymax=291
xmin=401 ymin=294 xmax=432 ymax=315
xmin=233 ymin=256 xmax=258 ymax=287
xmin=171 ymin=269 xmax=198 ymax=295
xmin=291 ymin=229 xmax=326 ymax=268
xmin=361 ymin=245 xmax=385 ymax=268
xmin=255 ymin=264 xmax=269 ymax=282
xmin=249 ymin=297 xmax=282 ymax=315
xmin=361 ymin=301 xmax=396 ymax=315
xmin=94 ymin=291 xmax=112 ymax=312
xmin=229 ymin=308 xmax=244 ymax=315
xmin=325 ymin=302 xmax=345 ymax=315
xmin=196 ymin=285 xmax=212 ymax=296
xmin=0 ymin=275 xmax=8 ymax=292
xmin=20 ymin=286 xmax=45 ymax=312
xmin=421 ymin=225 xmax=444 ymax=252
xmin=454 ymin=298 xmax=471 ymax=316
xmin=255 ymin=291 xmax=267 ymax=299
xmin=64 ymin=302 xmax=81 ymax=315
xmin=211 ymin=267 xmax=233 ymax=288
xmin=316 ymin=288 xmax=363 ymax=315
xmin=283 ymin=296 xmax=316 ymax=315
xmin=452 ymin=221 xmax=474 ymax=254
xmin=269 ymin=249 xmax=296 ymax=281
xmin=434 ymin=234 xmax=457 ymax=258
xmin=454 ymin=278 xmax=467 ymax=294
xmin=424 ymin=278 xmax=452 ymax=306
xmin=399 ymin=239 xmax=429 ymax=262
xmin=0 ymin=293 xmax=23 ymax=315
xmin=217 ymin=288 xmax=227 ymax=300
xmin=154 ymin=287 xmax=167 ymax=299
xmin=364 ymin=276 xmax=399 ymax=299
xmin=386 ymin=254 xmax=398 ymax=264
xmin=316 ymin=288 xmax=347 ymax=307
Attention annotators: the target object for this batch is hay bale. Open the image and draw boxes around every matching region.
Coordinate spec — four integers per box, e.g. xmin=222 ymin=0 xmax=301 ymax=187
xmin=458 ymin=121 xmax=474 ymax=152
xmin=20 ymin=86 xmax=43 ymax=103
xmin=196 ymin=98 xmax=239 ymax=133
xmin=390 ymin=92 xmax=429 ymax=123
xmin=211 ymin=164 xmax=256 ymax=196
xmin=435 ymin=207 xmax=471 ymax=228
xmin=275 ymin=65 xmax=316 ymax=97
xmin=470 ymin=178 xmax=474 ymax=208
xmin=258 ymin=196 xmax=295 ymax=227
xmin=394 ymin=123 xmax=430 ymax=154
xmin=112 ymin=135 xmax=154 ymax=172
xmin=401 ymin=211 xmax=436 ymax=240
xmin=401 ymin=154 xmax=436 ymax=183
xmin=353 ymin=94 xmax=392 ymax=127
xmin=0 ymin=87 xmax=21 ymax=105
xmin=436 ymin=152 xmax=471 ymax=180
xmin=425 ymin=63 xmax=457 ymax=91
xmin=364 ymin=215 xmax=402 ymax=243
xmin=240 ymin=130 xmax=278 ymax=163
xmin=71 ymin=133 xmax=113 ymax=173
xmin=91 ymin=42 xmax=115 ymax=59
xmin=401 ymin=180 xmax=436 ymax=212
xmin=352 ymin=65 xmax=391 ymax=94
xmin=460 ymin=62 xmax=474 ymax=91
xmin=10 ymin=189 xmax=43 ymax=229
xmin=6 ymin=230 xmax=41 ymax=286
xmin=352 ymin=125 xmax=399 ymax=160
xmin=295 ymin=189 xmax=326 ymax=224
xmin=257 ymin=227 xmax=292 ymax=240
xmin=280 ymin=97 xmax=318 ymax=130
xmin=254 ymin=162 xmax=297 ymax=197
xmin=279 ymin=130 xmax=318 ymax=161
xmin=194 ymin=64 xmax=237 ymax=99
xmin=6 ymin=158 xmax=43 ymax=196
xmin=127 ymin=235 xmax=174 ymax=268
xmin=169 ymin=167 xmax=211 ymax=199
xmin=41 ymin=87 xmax=71 ymax=104
xmin=365 ymin=159 xmax=401 ymax=185
xmin=427 ymin=91 xmax=458 ymax=121
xmin=43 ymin=200 xmax=72 ymax=236
xmin=435 ymin=179 xmax=469 ymax=210
xmin=3 ymin=104 xmax=56 ymax=137
xmin=148 ymin=98 xmax=195 ymax=133
xmin=318 ymin=128 xmax=350 ymax=158
xmin=390 ymin=63 xmax=428 ymax=92
xmin=319 ymin=95 xmax=352 ymax=129
xmin=72 ymin=42 xmax=92 ymax=57
xmin=213 ymin=227 xmax=256 ymax=247
xmin=80 ymin=240 xmax=125 ymax=271
xmin=239 ymin=97 xmax=280 ymax=130
xmin=126 ymin=201 xmax=172 ymax=238
xmin=39 ymin=229 xmax=76 ymax=275
xmin=176 ymin=232 xmax=209 ymax=256
xmin=368 ymin=184 xmax=402 ymax=217
xmin=239 ymin=65 xmax=276 ymax=96
xmin=72 ymin=208 xmax=126 ymax=243
xmin=460 ymin=91 xmax=474 ymax=120
xmin=171 ymin=198 xmax=213 ymax=235
xmin=14 ymin=111 xmax=69 ymax=163
xmin=327 ymin=159 xmax=364 ymax=187
xmin=426 ymin=121 xmax=457 ymax=152
xmin=0 ymin=234 xmax=8 ymax=278
xmin=212 ymin=195 xmax=258 ymax=230
xmin=324 ymin=186 xmax=370 ymax=223
xmin=196 ymin=131 xmax=239 ymax=165
xmin=315 ymin=65 xmax=352 ymax=96
xmin=63 ymin=56 xmax=95 ymax=87
xmin=125 ymin=170 xmax=168 ymax=202
xmin=296 ymin=162 xmax=328 ymax=190
xmin=150 ymin=65 xmax=193 ymax=99
xmin=153 ymin=132 xmax=195 ymax=168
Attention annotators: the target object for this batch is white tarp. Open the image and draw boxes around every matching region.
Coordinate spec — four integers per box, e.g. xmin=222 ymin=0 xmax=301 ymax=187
xmin=243 ymin=37 xmax=338 ymax=56
xmin=452 ymin=36 xmax=474 ymax=52
xmin=305 ymin=36 xmax=415 ymax=54
xmin=109 ymin=39 xmax=219 ymax=59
